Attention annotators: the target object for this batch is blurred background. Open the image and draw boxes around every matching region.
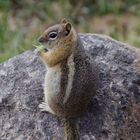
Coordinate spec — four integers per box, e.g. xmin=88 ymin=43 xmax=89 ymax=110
xmin=0 ymin=0 xmax=140 ymax=63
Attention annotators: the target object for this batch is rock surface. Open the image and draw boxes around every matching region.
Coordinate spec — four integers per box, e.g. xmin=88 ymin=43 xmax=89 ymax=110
xmin=0 ymin=34 xmax=140 ymax=140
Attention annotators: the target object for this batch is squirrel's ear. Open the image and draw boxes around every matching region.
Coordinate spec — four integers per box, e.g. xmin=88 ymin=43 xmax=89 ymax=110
xmin=65 ymin=23 xmax=71 ymax=36
xmin=61 ymin=18 xmax=68 ymax=24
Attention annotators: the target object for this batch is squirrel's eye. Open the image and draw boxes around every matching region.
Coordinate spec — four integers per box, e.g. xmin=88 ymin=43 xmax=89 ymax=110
xmin=48 ymin=32 xmax=58 ymax=40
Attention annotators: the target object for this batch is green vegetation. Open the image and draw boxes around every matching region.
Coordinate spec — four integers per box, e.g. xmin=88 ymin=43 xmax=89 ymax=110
xmin=0 ymin=0 xmax=140 ymax=63
xmin=34 ymin=44 xmax=45 ymax=52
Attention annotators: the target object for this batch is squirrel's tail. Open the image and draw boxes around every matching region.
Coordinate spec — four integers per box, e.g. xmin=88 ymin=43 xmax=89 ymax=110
xmin=63 ymin=118 xmax=80 ymax=140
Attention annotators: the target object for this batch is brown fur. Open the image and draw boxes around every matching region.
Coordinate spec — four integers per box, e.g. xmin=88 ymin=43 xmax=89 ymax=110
xmin=39 ymin=22 xmax=76 ymax=67
xmin=40 ymin=42 xmax=73 ymax=67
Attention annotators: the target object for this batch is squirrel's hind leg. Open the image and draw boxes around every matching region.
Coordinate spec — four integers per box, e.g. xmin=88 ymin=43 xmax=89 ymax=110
xmin=39 ymin=102 xmax=55 ymax=115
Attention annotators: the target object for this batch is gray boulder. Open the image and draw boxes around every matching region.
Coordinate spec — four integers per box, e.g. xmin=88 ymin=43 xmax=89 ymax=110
xmin=0 ymin=34 xmax=140 ymax=140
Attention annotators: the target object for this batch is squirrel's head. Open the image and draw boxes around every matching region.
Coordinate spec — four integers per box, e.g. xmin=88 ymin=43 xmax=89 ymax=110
xmin=38 ymin=18 xmax=77 ymax=50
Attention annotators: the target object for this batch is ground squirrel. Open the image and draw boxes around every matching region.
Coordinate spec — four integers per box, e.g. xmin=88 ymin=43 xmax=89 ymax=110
xmin=37 ymin=18 xmax=98 ymax=139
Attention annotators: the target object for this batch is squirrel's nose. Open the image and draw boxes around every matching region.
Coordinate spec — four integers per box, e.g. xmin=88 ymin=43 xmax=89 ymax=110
xmin=38 ymin=37 xmax=46 ymax=43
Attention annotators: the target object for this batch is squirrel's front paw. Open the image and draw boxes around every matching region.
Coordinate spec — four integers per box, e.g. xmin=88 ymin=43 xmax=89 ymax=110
xmin=39 ymin=102 xmax=55 ymax=114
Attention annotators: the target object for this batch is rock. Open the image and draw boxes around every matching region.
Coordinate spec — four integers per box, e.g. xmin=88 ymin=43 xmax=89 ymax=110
xmin=0 ymin=34 xmax=140 ymax=140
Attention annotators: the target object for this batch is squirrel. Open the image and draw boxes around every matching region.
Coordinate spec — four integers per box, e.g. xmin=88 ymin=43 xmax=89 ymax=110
xmin=37 ymin=18 xmax=98 ymax=140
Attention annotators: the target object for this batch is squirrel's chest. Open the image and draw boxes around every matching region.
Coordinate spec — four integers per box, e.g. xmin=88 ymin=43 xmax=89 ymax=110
xmin=45 ymin=65 xmax=62 ymax=98
xmin=44 ymin=54 xmax=75 ymax=103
